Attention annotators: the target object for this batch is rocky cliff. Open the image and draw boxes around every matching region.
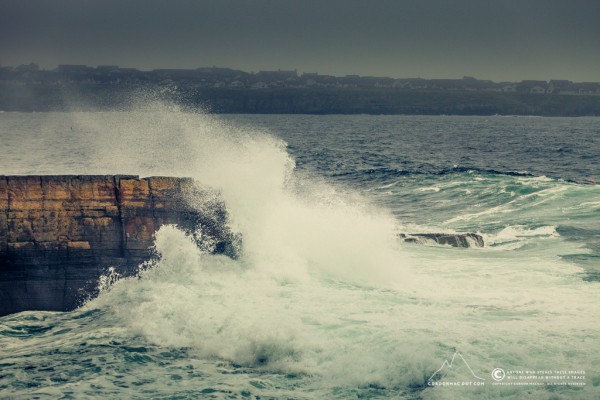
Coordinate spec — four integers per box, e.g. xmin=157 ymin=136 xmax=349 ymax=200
xmin=0 ymin=175 xmax=232 ymax=316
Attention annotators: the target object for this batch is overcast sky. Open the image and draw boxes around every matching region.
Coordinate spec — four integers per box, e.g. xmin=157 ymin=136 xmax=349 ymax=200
xmin=1 ymin=0 xmax=599 ymax=82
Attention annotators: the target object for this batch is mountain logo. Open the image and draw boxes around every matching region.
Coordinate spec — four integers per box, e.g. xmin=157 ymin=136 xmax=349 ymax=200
xmin=428 ymin=351 xmax=485 ymax=385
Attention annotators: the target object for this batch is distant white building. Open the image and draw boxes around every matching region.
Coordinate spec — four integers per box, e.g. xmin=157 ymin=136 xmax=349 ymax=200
xmin=530 ymin=86 xmax=546 ymax=94
xmin=251 ymin=81 xmax=268 ymax=89
xmin=499 ymin=83 xmax=517 ymax=92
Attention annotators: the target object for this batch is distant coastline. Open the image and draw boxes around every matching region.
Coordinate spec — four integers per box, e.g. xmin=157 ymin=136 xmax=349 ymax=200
xmin=1 ymin=64 xmax=600 ymax=116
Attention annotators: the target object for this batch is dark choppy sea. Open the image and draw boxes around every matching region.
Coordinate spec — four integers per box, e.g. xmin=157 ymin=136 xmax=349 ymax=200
xmin=1 ymin=107 xmax=599 ymax=399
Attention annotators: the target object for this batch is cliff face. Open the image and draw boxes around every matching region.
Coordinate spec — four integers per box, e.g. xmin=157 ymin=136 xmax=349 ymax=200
xmin=0 ymin=175 xmax=231 ymax=316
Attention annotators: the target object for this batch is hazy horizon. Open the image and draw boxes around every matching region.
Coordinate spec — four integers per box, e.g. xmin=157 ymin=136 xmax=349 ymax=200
xmin=1 ymin=0 xmax=599 ymax=82
xmin=6 ymin=62 xmax=600 ymax=85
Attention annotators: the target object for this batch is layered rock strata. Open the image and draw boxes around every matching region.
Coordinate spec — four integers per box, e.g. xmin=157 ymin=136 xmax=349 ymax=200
xmin=0 ymin=175 xmax=231 ymax=316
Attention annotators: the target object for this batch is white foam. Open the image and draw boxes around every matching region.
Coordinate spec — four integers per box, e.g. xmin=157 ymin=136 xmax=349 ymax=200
xmin=77 ymin=105 xmax=600 ymax=398
xmin=485 ymin=225 xmax=559 ymax=245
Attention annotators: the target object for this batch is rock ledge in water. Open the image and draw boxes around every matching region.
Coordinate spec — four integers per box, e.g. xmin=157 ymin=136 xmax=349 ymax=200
xmin=399 ymin=233 xmax=484 ymax=248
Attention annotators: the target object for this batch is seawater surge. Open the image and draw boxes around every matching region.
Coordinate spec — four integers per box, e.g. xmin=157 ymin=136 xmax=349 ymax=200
xmin=1 ymin=105 xmax=599 ymax=399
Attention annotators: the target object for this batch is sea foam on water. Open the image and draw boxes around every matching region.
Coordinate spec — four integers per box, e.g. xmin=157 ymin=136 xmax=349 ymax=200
xmin=2 ymin=104 xmax=599 ymax=399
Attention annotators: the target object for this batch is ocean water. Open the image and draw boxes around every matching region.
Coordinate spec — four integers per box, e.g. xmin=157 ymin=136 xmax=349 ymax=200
xmin=0 ymin=105 xmax=599 ymax=399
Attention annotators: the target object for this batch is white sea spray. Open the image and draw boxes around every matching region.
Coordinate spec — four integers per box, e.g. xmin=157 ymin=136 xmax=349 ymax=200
xmin=1 ymin=108 xmax=599 ymax=399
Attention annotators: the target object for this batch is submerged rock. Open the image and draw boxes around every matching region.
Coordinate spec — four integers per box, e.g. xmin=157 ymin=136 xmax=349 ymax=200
xmin=399 ymin=233 xmax=484 ymax=248
xmin=0 ymin=175 xmax=235 ymax=316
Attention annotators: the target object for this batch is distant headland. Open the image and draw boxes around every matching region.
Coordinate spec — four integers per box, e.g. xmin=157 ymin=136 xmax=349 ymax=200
xmin=1 ymin=64 xmax=600 ymax=116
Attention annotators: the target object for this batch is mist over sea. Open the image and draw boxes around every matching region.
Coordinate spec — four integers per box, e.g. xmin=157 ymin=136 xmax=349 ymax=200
xmin=1 ymin=106 xmax=599 ymax=399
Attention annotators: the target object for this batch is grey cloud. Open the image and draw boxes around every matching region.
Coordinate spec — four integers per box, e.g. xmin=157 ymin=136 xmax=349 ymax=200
xmin=1 ymin=0 xmax=599 ymax=81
